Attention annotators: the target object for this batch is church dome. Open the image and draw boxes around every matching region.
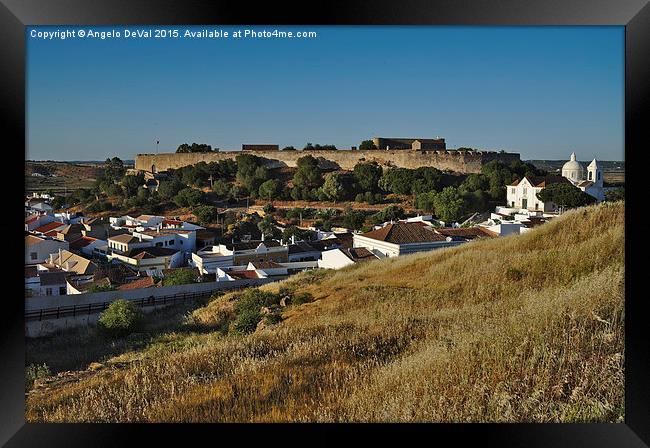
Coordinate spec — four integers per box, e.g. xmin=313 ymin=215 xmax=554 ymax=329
xmin=561 ymin=152 xmax=585 ymax=181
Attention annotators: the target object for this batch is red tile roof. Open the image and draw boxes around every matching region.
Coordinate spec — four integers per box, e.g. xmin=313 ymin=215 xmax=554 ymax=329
xmin=118 ymin=276 xmax=157 ymax=290
xmin=69 ymin=236 xmax=97 ymax=250
xmin=34 ymin=221 xmax=65 ymax=234
xmin=361 ymin=222 xmax=447 ymax=244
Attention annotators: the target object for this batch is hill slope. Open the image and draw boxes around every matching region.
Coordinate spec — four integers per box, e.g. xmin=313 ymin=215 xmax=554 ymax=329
xmin=26 ymin=202 xmax=625 ymax=422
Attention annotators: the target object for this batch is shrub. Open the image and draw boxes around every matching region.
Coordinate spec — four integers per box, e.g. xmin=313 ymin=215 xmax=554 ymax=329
xmin=230 ymin=289 xmax=281 ymax=335
xmin=25 ymin=363 xmax=51 ymax=391
xmin=98 ymin=299 xmax=143 ymax=338
xmin=264 ymin=312 xmax=283 ymax=325
xmin=292 ymin=292 xmax=313 ymax=305
xmin=163 ymin=269 xmax=198 ymax=286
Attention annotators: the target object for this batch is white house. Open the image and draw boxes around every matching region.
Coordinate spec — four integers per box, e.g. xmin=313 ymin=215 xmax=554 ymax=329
xmin=318 ymin=247 xmax=380 ymax=270
xmin=25 ymin=213 xmax=55 ymax=232
xmin=505 ymin=175 xmax=570 ymax=212
xmin=353 ymin=222 xmax=462 ymax=258
xmin=190 ymin=246 xmax=235 ymax=274
xmin=25 ymin=235 xmax=69 ymax=264
xmin=108 ymin=246 xmax=183 ymax=276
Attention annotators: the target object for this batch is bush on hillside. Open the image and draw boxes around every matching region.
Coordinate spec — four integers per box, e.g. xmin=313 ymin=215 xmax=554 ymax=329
xmin=97 ymin=299 xmax=143 ymax=338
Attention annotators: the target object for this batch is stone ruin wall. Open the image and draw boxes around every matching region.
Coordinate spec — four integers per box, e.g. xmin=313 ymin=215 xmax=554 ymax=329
xmin=135 ymin=150 xmax=521 ymax=175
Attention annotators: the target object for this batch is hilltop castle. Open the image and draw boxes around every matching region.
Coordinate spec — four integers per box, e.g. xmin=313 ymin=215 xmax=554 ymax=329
xmin=135 ymin=137 xmax=520 ymax=175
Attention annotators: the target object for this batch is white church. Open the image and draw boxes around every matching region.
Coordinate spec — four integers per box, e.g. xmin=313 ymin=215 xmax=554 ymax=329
xmin=505 ymin=152 xmax=605 ymax=213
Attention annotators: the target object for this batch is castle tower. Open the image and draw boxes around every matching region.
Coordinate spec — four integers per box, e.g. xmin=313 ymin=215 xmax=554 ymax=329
xmin=587 ymin=158 xmax=603 ymax=187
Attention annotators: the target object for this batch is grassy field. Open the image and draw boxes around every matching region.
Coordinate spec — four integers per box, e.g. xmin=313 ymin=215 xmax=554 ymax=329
xmin=25 ymin=202 xmax=624 ymax=422
xmin=25 ymin=162 xmax=103 ymax=193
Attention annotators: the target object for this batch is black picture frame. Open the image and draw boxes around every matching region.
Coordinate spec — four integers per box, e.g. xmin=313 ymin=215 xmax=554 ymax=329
xmin=3 ymin=0 xmax=648 ymax=445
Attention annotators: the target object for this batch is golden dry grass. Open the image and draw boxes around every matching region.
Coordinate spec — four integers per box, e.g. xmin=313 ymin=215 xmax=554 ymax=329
xmin=26 ymin=202 xmax=624 ymax=422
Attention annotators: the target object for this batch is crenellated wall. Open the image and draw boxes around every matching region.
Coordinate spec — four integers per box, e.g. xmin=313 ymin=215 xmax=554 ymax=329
xmin=135 ymin=150 xmax=520 ymax=174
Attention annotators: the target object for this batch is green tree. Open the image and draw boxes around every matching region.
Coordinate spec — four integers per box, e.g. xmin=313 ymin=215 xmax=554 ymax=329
xmin=293 ymin=155 xmax=324 ymax=190
xmin=174 ymin=188 xmax=205 ymax=207
xmin=163 ymin=269 xmax=198 ymax=286
xmin=258 ymin=179 xmax=281 ymax=201
xmin=320 ymin=173 xmax=346 ymax=202
xmin=433 ymin=186 xmax=465 ymax=222
xmin=98 ymin=299 xmax=143 ymax=338
xmin=379 ymin=168 xmax=414 ymax=195
xmin=157 ymin=178 xmax=185 ymax=200
xmin=257 ymin=215 xmax=282 ymax=239
xmin=536 ymin=183 xmax=596 ymax=209
xmin=121 ymin=173 xmax=146 ymax=196
xmin=414 ymin=191 xmax=437 ymax=213
xmin=370 ymin=205 xmax=405 ymax=225
xmin=342 ymin=207 xmax=366 ymax=230
xmin=193 ymin=205 xmax=218 ymax=224
xmin=353 ymin=162 xmax=383 ymax=193
xmin=359 ymin=140 xmax=378 ymax=150
xmin=176 ymin=143 xmax=213 ymax=153
xmin=87 ymin=283 xmax=117 ymax=293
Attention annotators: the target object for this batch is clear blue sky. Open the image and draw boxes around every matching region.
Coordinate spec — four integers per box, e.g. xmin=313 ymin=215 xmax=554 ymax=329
xmin=26 ymin=26 xmax=624 ymax=162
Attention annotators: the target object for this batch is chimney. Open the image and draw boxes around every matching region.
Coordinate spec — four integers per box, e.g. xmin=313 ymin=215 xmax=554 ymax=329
xmin=261 ymin=232 xmax=265 ymax=242
xmin=291 ymin=235 xmax=296 ymax=245
xmin=58 ymin=248 xmax=62 ymax=266
xmin=65 ymin=261 xmax=71 ymax=271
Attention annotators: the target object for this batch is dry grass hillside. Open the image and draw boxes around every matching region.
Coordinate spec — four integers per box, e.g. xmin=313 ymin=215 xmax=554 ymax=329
xmin=26 ymin=202 xmax=625 ymax=423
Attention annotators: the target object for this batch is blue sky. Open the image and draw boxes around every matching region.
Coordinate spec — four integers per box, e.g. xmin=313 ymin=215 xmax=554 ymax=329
xmin=26 ymin=26 xmax=624 ymax=161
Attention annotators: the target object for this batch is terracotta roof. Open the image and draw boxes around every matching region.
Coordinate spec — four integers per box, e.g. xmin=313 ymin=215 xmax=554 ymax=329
xmin=228 ymin=270 xmax=261 ymax=279
xmin=163 ymin=219 xmax=183 ymax=226
xmin=344 ymin=247 xmax=378 ymax=262
xmin=109 ymin=234 xmax=139 ymax=244
xmin=577 ymin=180 xmax=594 ymax=188
xmin=44 ymin=230 xmax=60 ymax=237
xmin=25 ymin=235 xmax=44 ymax=246
xmin=361 ymin=222 xmax=447 ymax=244
xmin=69 ymin=236 xmax=97 ymax=250
xmin=33 ymin=221 xmax=64 ymax=233
xmin=118 ymin=276 xmax=157 ymax=290
xmin=93 ymin=263 xmax=140 ymax=284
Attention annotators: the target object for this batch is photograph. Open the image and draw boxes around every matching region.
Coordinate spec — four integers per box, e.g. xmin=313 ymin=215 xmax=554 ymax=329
xmin=21 ymin=23 xmax=628 ymax=424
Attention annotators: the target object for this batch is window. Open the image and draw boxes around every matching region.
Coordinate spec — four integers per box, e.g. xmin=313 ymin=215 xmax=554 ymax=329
xmin=169 ymin=240 xmax=174 ymax=246
xmin=511 ymin=188 xmax=515 ymax=194
xmin=598 ymin=172 xmax=601 ymax=181
xmin=588 ymin=171 xmax=593 ymax=180
xmin=30 ymin=252 xmax=38 ymax=260
xmin=156 ymin=242 xmax=163 ymax=247
xmin=59 ymin=287 xmax=66 ymax=295
xmin=45 ymin=288 xmax=52 ymax=296
xmin=523 ymin=187 xmax=527 ymax=195
xmin=179 ymin=240 xmax=183 ymax=245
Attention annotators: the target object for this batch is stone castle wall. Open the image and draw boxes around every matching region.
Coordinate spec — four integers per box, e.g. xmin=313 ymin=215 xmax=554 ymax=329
xmin=135 ymin=150 xmax=520 ymax=174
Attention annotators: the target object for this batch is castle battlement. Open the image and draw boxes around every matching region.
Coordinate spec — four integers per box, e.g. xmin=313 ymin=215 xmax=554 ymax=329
xmin=135 ymin=149 xmax=520 ymax=175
